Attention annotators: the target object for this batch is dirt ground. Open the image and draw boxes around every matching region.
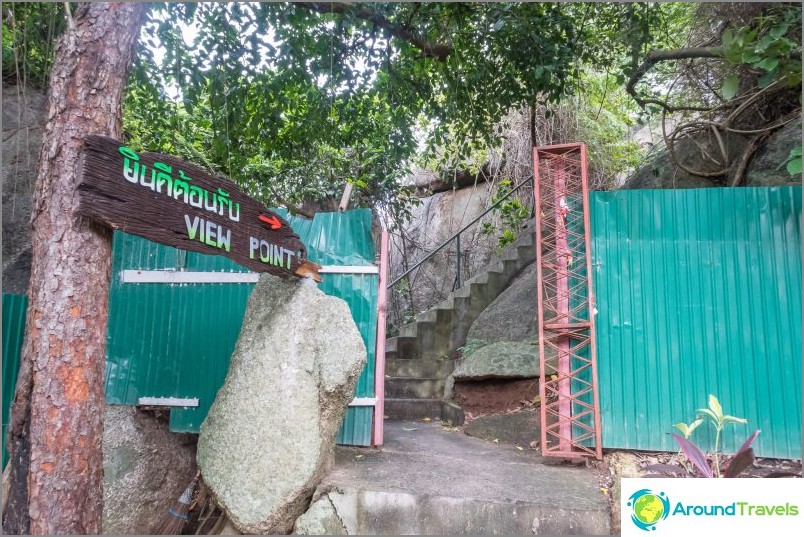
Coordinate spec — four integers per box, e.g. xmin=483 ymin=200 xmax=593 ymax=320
xmin=452 ymin=378 xmax=539 ymax=417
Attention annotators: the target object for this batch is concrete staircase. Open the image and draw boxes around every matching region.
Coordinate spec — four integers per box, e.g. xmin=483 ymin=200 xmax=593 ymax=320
xmin=385 ymin=224 xmax=536 ymax=422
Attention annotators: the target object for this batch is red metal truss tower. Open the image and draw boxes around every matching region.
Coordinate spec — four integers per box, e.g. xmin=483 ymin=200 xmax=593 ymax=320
xmin=533 ymin=143 xmax=602 ymax=460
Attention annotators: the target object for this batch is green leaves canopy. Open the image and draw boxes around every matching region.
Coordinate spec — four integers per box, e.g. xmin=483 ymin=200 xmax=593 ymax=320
xmin=123 ymin=2 xmax=673 ymax=214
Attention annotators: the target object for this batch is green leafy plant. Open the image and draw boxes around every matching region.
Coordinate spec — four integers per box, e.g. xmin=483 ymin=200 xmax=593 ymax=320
xmin=783 ymin=146 xmax=802 ymax=176
xmin=484 ymin=180 xmax=530 ymax=248
xmin=645 ymin=430 xmax=760 ymax=478
xmin=721 ymin=6 xmax=802 ymax=88
xmin=674 ymin=418 xmax=704 ymax=439
xmin=696 ymin=394 xmax=749 ymax=476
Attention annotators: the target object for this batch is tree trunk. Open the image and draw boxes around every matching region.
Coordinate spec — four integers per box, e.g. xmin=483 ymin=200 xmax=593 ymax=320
xmin=3 ymin=3 xmax=148 ymax=534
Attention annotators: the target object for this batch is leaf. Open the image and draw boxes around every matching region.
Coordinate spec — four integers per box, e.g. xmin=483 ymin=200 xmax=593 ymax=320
xmin=674 ymin=422 xmax=690 ymax=437
xmin=721 ymin=28 xmax=735 ymax=48
xmin=756 ymin=57 xmax=779 ymax=72
xmin=770 ymin=23 xmax=790 ymax=40
xmin=735 ymin=429 xmax=761 ymax=455
xmin=422 ymin=417 xmax=432 ymax=422
xmin=688 ymin=418 xmax=704 ymax=436
xmin=724 ymin=448 xmax=755 ymax=478
xmin=671 ymin=433 xmax=714 ymax=478
xmin=787 ymin=157 xmax=802 ymax=175
xmin=515 ymin=445 xmax=524 ymax=451
xmin=722 ymin=415 xmax=748 ymax=425
xmin=696 ymin=408 xmax=718 ymax=425
xmin=721 ymin=75 xmax=739 ymax=100
xmin=708 ymin=394 xmax=723 ymax=420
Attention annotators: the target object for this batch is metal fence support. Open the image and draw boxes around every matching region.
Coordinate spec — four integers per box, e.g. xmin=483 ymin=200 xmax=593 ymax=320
xmin=533 ymin=143 xmax=602 ymax=460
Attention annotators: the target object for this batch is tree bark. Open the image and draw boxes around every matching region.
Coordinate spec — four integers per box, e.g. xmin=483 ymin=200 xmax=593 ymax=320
xmin=3 ymin=3 xmax=148 ymax=534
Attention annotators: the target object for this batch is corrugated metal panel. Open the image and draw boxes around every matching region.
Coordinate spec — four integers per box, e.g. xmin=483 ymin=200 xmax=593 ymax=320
xmin=592 ymin=187 xmax=802 ymax=459
xmin=105 ymin=209 xmax=378 ymax=446
xmin=2 ymin=294 xmax=28 ymax=467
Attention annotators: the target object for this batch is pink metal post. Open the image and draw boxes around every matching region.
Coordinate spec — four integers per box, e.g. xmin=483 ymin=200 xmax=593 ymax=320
xmin=552 ymin=157 xmax=572 ymax=453
xmin=533 ymin=143 xmax=602 ymax=460
xmin=372 ymin=227 xmax=389 ymax=446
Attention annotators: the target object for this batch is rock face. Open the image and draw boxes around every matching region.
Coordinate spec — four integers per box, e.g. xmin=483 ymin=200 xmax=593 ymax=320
xmin=2 ymin=86 xmax=46 ymax=294
xmin=102 ymin=406 xmax=198 ymax=535
xmin=453 ymin=341 xmax=549 ymax=381
xmin=390 ymin=182 xmax=502 ymax=319
xmin=745 ymin=120 xmax=802 ymax=186
xmin=467 ymin=263 xmax=539 ymax=344
xmin=624 ymin=117 xmax=801 ymax=190
xmin=197 ymin=275 xmax=366 ymax=535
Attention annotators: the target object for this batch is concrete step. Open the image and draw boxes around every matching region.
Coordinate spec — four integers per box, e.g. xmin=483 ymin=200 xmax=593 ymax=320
xmin=385 ymin=335 xmax=418 ymax=361
xmin=299 ymin=421 xmax=610 ymax=535
xmin=385 ymin=358 xmax=456 ymax=378
xmin=385 ymin=377 xmax=446 ymax=399
xmin=384 ymin=398 xmax=442 ymax=421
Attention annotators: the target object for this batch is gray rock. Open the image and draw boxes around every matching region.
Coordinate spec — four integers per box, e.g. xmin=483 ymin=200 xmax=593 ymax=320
xmin=2 ymin=87 xmax=46 ymax=294
xmin=464 ymin=411 xmax=540 ymax=447
xmin=197 ymin=275 xmax=367 ymax=535
xmin=745 ymin=119 xmax=802 ymax=186
xmin=623 ymin=131 xmax=750 ymax=190
xmin=389 ymin=183 xmax=502 ymax=318
xmin=294 ymin=495 xmax=348 ymax=535
xmin=102 ymin=406 xmax=197 ymax=535
xmin=467 ymin=263 xmax=539 ymax=343
xmin=452 ymin=341 xmax=553 ymax=381
xmin=624 ymin=117 xmax=802 ymax=189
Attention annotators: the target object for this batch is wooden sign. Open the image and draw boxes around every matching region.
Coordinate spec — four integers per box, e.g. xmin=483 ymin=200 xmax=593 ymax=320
xmin=78 ymin=135 xmax=321 ymax=280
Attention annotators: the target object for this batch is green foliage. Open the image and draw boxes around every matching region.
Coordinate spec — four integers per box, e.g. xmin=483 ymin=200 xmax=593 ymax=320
xmin=674 ymin=394 xmax=749 ymax=478
xmin=1 ymin=2 xmax=65 ymax=88
xmin=721 ymin=5 xmax=802 ymax=88
xmin=482 ymin=179 xmax=529 ymax=248
xmin=122 ymin=2 xmax=675 ymax=217
xmin=784 ymin=146 xmax=802 ymax=176
xmin=574 ymin=70 xmax=645 ymax=185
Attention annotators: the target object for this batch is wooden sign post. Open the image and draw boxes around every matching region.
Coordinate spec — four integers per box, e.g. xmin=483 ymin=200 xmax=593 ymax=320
xmin=78 ymin=135 xmax=320 ymax=280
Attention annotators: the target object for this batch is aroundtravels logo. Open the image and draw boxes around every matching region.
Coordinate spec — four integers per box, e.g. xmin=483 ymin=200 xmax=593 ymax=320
xmin=627 ymin=489 xmax=670 ymax=531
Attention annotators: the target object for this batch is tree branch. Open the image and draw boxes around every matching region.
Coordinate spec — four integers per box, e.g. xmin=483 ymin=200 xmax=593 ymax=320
xmin=627 ymin=47 xmax=725 ymax=108
xmin=291 ymin=2 xmax=453 ymax=61
xmin=627 ymin=45 xmax=802 ymax=109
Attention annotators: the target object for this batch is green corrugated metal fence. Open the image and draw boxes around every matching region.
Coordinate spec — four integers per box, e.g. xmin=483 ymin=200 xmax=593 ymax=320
xmin=2 ymin=294 xmax=27 ymax=467
xmin=105 ymin=208 xmax=379 ymax=445
xmin=592 ymin=187 xmax=802 ymax=459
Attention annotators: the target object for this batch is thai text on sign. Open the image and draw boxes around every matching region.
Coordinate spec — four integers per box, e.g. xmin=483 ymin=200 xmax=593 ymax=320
xmin=78 ymin=135 xmax=320 ymax=280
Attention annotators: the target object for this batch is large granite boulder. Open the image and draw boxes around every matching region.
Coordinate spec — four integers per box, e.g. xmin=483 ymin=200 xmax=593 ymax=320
xmin=102 ymin=406 xmax=197 ymax=535
xmin=623 ymin=116 xmax=801 ymax=189
xmin=389 ymin=182 xmax=501 ymax=319
xmin=467 ymin=263 xmax=538 ymax=344
xmin=445 ymin=341 xmax=554 ymax=400
xmin=453 ymin=341 xmax=550 ymax=381
xmin=197 ymin=275 xmax=366 ymax=534
xmin=745 ymin=119 xmax=802 ymax=186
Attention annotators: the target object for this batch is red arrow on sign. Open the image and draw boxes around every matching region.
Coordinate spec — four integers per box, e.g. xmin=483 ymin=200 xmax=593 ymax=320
xmin=259 ymin=214 xmax=282 ymax=230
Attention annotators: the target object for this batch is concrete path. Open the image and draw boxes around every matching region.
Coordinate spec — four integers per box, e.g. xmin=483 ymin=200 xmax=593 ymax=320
xmin=295 ymin=421 xmax=609 ymax=535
